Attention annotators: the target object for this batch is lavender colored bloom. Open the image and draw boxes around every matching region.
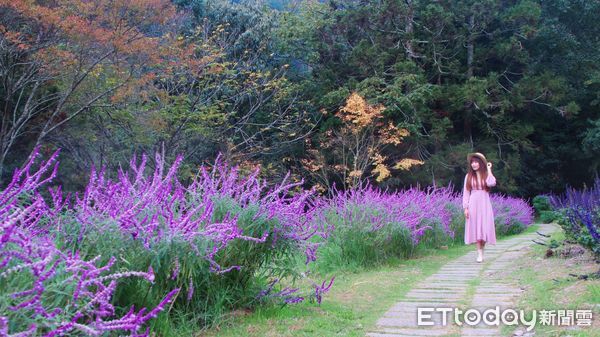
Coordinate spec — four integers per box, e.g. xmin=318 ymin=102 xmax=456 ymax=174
xmin=256 ymin=278 xmax=280 ymax=300
xmin=2 ymin=147 xmax=335 ymax=332
xmin=488 ymin=194 xmax=535 ymax=232
xmin=72 ymin=151 xmax=323 ymax=275
xmin=283 ymin=296 xmax=305 ymax=304
xmin=317 ymin=183 xmax=459 ymax=245
xmin=549 ymin=177 xmax=600 ymax=246
xmin=313 ymin=276 xmax=335 ymax=305
xmin=171 ymin=258 xmax=180 ymax=280
xmin=0 ymin=147 xmax=179 ymax=336
xmin=187 ymin=277 xmax=194 ymax=302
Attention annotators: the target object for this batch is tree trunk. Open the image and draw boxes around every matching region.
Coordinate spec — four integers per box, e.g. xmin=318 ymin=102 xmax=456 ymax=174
xmin=405 ymin=0 xmax=415 ymax=59
xmin=464 ymin=14 xmax=475 ymax=139
xmin=466 ymin=14 xmax=475 ymax=79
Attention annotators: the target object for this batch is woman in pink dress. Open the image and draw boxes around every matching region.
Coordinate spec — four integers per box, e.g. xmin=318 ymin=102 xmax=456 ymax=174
xmin=462 ymin=152 xmax=497 ymax=262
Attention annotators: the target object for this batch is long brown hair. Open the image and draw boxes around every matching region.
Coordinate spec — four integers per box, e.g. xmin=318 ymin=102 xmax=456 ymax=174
xmin=466 ymin=156 xmax=490 ymax=192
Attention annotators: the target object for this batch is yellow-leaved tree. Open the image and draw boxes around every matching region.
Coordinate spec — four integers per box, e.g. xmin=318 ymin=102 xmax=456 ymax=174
xmin=302 ymin=92 xmax=424 ymax=190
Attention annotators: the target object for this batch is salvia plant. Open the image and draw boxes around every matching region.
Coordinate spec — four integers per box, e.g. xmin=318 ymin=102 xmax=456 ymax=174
xmin=312 ymin=181 xmax=535 ymax=270
xmin=0 ymin=148 xmax=180 ymax=336
xmin=1 ymin=147 xmax=536 ymax=335
xmin=321 ymin=184 xmax=458 ymax=240
xmin=489 ymin=194 xmax=535 ymax=235
xmin=61 ymin=151 xmax=332 ymax=330
xmin=1 ymin=148 xmax=332 ymax=335
xmin=549 ymin=177 xmax=600 ymax=255
xmin=316 ymin=183 xmax=451 ymax=268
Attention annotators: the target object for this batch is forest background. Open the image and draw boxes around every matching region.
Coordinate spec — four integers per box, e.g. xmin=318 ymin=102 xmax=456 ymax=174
xmin=2 ymin=0 xmax=599 ymax=198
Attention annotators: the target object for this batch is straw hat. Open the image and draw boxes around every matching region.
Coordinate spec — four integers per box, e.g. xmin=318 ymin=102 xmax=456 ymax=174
xmin=467 ymin=152 xmax=488 ymax=167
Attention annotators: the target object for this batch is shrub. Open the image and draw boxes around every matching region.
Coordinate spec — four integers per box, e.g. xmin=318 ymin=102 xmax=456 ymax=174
xmin=0 ymin=148 xmax=177 ymax=336
xmin=532 ymin=195 xmax=560 ymax=223
xmin=1 ymin=149 xmax=332 ymax=336
xmin=490 ymin=194 xmax=535 ymax=236
xmin=56 ymin=153 xmax=328 ymax=333
xmin=532 ymin=195 xmax=552 ymax=214
xmin=314 ymin=184 xmax=459 ymax=270
xmin=549 ymin=178 xmax=600 ymax=256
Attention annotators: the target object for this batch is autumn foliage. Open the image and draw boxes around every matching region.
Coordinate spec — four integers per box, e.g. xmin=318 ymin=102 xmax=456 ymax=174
xmin=0 ymin=0 xmax=217 ymax=176
xmin=302 ymin=92 xmax=423 ymax=190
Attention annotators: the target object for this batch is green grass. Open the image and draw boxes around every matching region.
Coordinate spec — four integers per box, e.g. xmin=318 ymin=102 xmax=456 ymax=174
xmin=199 ymin=243 xmax=473 ymax=336
xmin=502 ymin=227 xmax=600 ymax=337
xmin=199 ymin=226 xmax=541 ymax=337
xmin=229 ymin=219 xmax=600 ymax=337
xmin=588 ymin=283 xmax=600 ymax=303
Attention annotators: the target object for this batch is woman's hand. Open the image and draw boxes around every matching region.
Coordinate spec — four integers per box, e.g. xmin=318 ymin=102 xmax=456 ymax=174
xmin=464 ymin=208 xmax=469 ymax=219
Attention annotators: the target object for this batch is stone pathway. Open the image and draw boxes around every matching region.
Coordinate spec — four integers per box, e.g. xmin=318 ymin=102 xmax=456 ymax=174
xmin=367 ymin=223 xmax=559 ymax=337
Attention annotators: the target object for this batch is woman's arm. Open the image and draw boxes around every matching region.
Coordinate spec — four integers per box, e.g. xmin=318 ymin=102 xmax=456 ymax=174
xmin=462 ymin=174 xmax=470 ymax=209
xmin=486 ymin=163 xmax=496 ymax=187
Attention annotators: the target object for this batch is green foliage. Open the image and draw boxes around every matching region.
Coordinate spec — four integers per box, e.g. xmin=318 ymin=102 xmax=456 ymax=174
xmin=548 ymin=238 xmax=560 ymax=249
xmin=501 ymin=221 xmax=527 ymax=236
xmin=554 ymin=208 xmax=600 ymax=256
xmin=418 ymin=219 xmax=458 ymax=248
xmin=2 ymin=0 xmax=599 ymax=200
xmin=539 ymin=210 xmax=559 ymax=223
xmin=315 ymin=214 xmax=416 ymax=273
xmin=582 ymin=119 xmax=600 ymax=172
xmin=532 ymin=194 xmax=560 ymax=224
xmin=532 ymin=195 xmax=552 ymax=213
xmin=52 ymin=197 xmax=303 ymax=335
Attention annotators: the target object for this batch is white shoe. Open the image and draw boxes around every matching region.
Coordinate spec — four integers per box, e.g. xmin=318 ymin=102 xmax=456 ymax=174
xmin=476 ymin=255 xmax=483 ymax=263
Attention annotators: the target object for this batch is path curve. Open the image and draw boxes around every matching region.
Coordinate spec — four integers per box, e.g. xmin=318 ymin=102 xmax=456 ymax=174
xmin=367 ymin=223 xmax=559 ymax=337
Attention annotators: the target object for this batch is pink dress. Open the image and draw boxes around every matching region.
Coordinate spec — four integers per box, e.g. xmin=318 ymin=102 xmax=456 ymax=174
xmin=462 ymin=172 xmax=497 ymax=245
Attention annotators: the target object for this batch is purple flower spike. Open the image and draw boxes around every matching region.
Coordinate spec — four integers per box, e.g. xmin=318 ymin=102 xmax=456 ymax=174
xmin=0 ymin=148 xmax=180 ymax=336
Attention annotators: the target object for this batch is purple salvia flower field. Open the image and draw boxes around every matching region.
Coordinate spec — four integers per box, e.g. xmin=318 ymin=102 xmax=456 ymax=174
xmin=0 ymin=147 xmax=180 ymax=336
xmin=549 ymin=177 xmax=600 ymax=253
xmin=489 ymin=194 xmax=535 ymax=235
xmin=0 ymin=148 xmax=536 ymax=335
xmin=314 ymin=182 xmax=533 ymax=268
